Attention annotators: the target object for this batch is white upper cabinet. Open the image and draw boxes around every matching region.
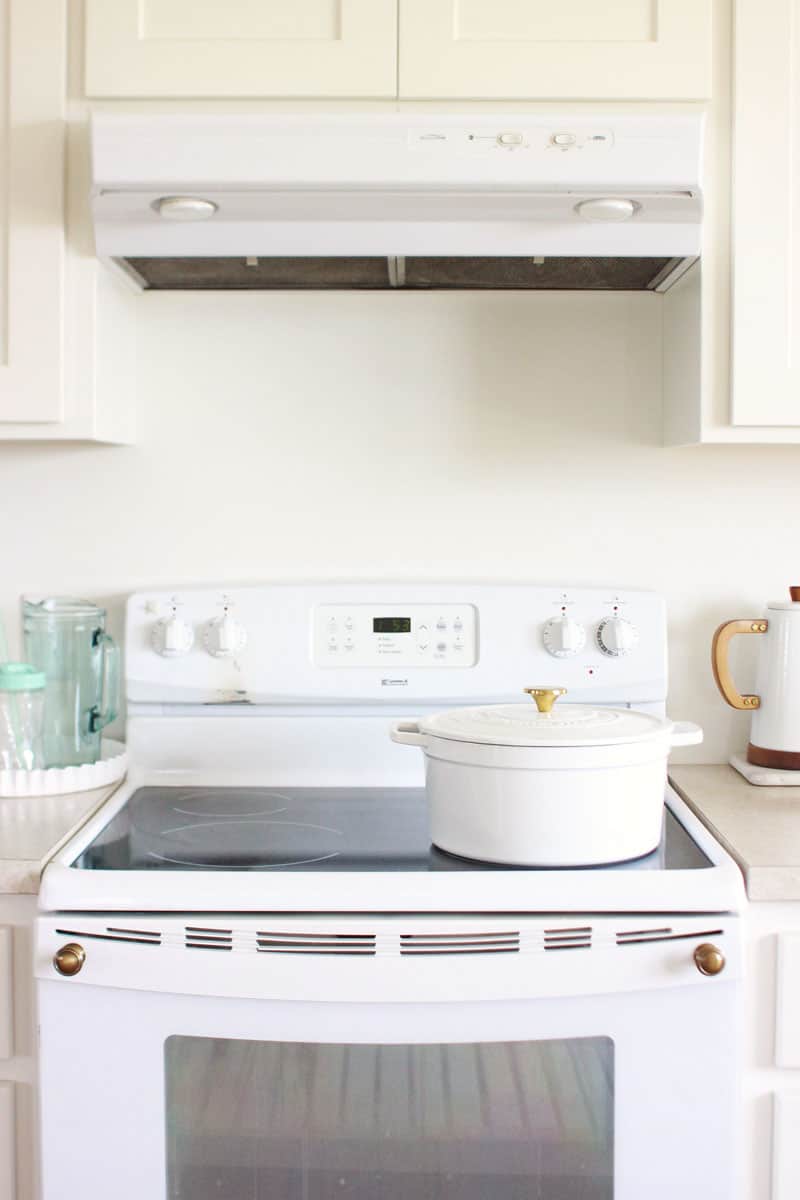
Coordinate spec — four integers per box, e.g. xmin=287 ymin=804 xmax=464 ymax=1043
xmin=84 ymin=0 xmax=398 ymax=98
xmin=0 ymin=0 xmax=135 ymax=443
xmin=731 ymin=0 xmax=800 ymax=427
xmin=0 ymin=0 xmax=65 ymax=425
xmin=398 ymin=0 xmax=712 ymax=100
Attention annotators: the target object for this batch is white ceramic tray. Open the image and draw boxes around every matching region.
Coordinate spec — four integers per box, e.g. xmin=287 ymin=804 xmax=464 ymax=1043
xmin=0 ymin=738 xmax=127 ymax=797
xmin=730 ymin=752 xmax=800 ymax=787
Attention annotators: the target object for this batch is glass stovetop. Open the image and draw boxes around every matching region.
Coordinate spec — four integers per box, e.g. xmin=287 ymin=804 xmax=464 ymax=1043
xmin=72 ymin=786 xmax=712 ymax=874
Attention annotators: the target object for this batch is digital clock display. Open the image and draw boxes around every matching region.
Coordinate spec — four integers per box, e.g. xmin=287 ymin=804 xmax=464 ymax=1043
xmin=373 ymin=617 xmax=411 ymax=634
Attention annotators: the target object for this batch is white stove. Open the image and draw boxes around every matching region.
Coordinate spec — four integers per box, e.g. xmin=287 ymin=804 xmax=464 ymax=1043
xmin=35 ymin=583 xmax=745 ymax=1200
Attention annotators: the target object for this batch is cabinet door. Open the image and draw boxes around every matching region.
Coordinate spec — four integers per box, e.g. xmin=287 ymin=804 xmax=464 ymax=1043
xmin=85 ymin=0 xmax=398 ymax=98
xmin=774 ymin=1093 xmax=800 ymax=1200
xmin=731 ymin=0 xmax=800 ymax=426
xmin=0 ymin=1083 xmax=14 ymax=1200
xmin=0 ymin=927 xmax=11 ymax=1062
xmin=399 ymin=0 xmax=711 ymax=99
xmin=0 ymin=0 xmax=65 ymax=424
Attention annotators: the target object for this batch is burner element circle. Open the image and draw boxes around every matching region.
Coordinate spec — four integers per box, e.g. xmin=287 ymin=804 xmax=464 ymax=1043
xmin=143 ymin=818 xmax=345 ymax=870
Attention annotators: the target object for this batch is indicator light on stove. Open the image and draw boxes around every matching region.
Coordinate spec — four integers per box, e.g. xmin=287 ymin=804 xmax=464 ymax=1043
xmin=597 ymin=616 xmax=638 ymax=657
xmin=151 ymin=614 xmax=194 ymax=658
xmin=543 ymin=616 xmax=586 ymax=658
xmin=203 ymin=613 xmax=247 ymax=658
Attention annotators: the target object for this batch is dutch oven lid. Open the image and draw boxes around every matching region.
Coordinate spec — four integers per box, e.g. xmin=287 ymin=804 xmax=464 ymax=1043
xmin=417 ymin=687 xmax=674 ymax=749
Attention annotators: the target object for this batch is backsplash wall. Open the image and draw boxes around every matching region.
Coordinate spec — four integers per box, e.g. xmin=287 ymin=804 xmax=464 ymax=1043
xmin=2 ymin=288 xmax=797 ymax=762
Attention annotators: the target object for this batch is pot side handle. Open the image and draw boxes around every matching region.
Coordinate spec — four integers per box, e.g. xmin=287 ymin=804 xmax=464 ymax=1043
xmin=669 ymin=721 xmax=704 ymax=748
xmin=389 ymin=720 xmax=428 ymax=748
xmin=711 ymin=619 xmax=768 ymax=710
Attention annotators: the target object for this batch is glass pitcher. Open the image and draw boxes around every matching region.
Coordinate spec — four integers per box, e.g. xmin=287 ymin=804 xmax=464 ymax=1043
xmin=22 ymin=598 xmax=120 ymax=768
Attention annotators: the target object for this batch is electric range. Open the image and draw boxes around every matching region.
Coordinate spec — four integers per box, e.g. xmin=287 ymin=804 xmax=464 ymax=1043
xmin=35 ymin=583 xmax=745 ymax=1200
xmin=39 ymin=581 xmax=743 ymax=914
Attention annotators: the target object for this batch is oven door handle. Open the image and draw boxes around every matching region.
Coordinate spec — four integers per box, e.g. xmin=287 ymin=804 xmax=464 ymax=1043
xmin=390 ymin=720 xmax=429 ymax=748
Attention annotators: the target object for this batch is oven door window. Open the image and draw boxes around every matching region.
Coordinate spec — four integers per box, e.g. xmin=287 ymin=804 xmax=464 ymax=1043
xmin=165 ymin=1035 xmax=613 ymax=1198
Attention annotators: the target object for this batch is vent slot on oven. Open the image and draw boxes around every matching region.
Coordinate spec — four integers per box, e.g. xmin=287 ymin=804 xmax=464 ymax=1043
xmin=55 ymin=926 xmax=162 ymax=946
xmin=256 ymin=930 xmax=377 ymax=955
xmin=185 ymin=926 xmax=233 ymax=951
xmin=544 ymin=926 xmax=593 ymax=951
xmin=616 ymin=926 xmax=724 ymax=946
xmin=400 ymin=930 xmax=520 ymax=956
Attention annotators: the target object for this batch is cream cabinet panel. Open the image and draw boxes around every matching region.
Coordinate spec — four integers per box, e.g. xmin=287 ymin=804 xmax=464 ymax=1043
xmin=0 ymin=928 xmax=11 ymax=1062
xmin=0 ymin=0 xmax=65 ymax=424
xmin=85 ymin=0 xmax=398 ymax=97
xmin=731 ymin=0 xmax=800 ymax=426
xmin=775 ymin=932 xmax=800 ymax=1066
xmin=0 ymin=1083 xmax=14 ymax=1200
xmin=774 ymin=1093 xmax=800 ymax=1200
xmin=399 ymin=0 xmax=711 ymax=99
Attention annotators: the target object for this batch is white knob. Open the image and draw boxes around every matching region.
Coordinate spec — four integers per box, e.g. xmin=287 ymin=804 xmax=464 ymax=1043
xmin=151 ymin=615 xmax=194 ymax=658
xmin=543 ymin=616 xmax=586 ymax=658
xmin=574 ymin=198 xmax=638 ymax=222
xmin=154 ymin=196 xmax=218 ymax=222
xmin=203 ymin=614 xmax=247 ymax=658
xmin=597 ymin=616 xmax=639 ymax=656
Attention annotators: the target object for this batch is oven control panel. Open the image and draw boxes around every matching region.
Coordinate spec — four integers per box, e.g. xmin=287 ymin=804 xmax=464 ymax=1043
xmin=125 ymin=583 xmax=667 ymax=707
xmin=312 ymin=605 xmax=478 ymax=668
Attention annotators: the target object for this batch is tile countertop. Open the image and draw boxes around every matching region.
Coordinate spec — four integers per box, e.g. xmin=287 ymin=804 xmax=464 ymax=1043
xmin=670 ymin=765 xmax=800 ymax=902
xmin=0 ymin=784 xmax=119 ymax=894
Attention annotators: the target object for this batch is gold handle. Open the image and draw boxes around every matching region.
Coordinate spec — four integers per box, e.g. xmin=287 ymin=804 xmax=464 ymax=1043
xmin=524 ymin=687 xmax=567 ymax=714
xmin=693 ymin=942 xmax=726 ymax=976
xmin=53 ymin=942 xmax=86 ymax=977
xmin=711 ymin=619 xmax=767 ymax=710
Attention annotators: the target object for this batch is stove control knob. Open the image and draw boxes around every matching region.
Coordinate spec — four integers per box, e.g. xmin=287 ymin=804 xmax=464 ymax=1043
xmin=597 ymin=616 xmax=638 ymax=657
xmin=151 ymin=615 xmax=194 ymax=658
xmin=203 ymin=614 xmax=247 ymax=658
xmin=543 ymin=616 xmax=586 ymax=658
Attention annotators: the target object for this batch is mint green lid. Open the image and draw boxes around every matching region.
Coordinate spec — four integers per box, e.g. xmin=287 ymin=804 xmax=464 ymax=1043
xmin=0 ymin=662 xmax=46 ymax=692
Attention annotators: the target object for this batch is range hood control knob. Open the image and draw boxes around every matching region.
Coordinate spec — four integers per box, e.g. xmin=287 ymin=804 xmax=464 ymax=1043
xmin=203 ymin=614 xmax=247 ymax=658
xmin=154 ymin=196 xmax=218 ymax=222
xmin=575 ymin=197 xmax=638 ymax=222
xmin=597 ymin=617 xmax=638 ymax=657
xmin=543 ymin=616 xmax=586 ymax=658
xmin=497 ymin=131 xmax=524 ymax=146
xmin=151 ymin=615 xmax=194 ymax=658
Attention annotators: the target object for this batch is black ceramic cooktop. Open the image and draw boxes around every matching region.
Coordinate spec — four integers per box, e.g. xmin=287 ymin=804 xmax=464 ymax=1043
xmin=71 ymin=786 xmax=712 ymax=874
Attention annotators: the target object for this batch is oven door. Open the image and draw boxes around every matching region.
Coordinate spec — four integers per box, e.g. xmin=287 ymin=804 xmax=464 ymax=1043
xmin=36 ymin=914 xmax=741 ymax=1200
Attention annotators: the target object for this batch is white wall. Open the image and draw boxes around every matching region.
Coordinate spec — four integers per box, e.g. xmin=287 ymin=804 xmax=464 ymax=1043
xmin=2 ymin=288 xmax=796 ymax=762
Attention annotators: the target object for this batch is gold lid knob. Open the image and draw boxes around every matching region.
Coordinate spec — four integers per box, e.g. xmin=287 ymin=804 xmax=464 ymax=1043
xmin=53 ymin=942 xmax=86 ymax=977
xmin=524 ymin=687 xmax=567 ymax=714
xmin=693 ymin=942 xmax=725 ymax=976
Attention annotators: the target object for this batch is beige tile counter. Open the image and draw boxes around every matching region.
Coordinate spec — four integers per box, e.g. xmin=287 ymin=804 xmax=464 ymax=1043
xmin=0 ymin=785 xmax=119 ymax=894
xmin=670 ymin=765 xmax=800 ymax=901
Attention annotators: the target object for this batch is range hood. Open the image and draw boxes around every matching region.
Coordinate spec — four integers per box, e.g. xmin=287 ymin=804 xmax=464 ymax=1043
xmin=91 ymin=113 xmax=703 ymax=293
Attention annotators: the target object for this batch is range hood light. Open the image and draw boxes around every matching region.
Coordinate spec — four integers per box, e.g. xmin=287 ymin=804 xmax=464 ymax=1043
xmin=574 ymin=198 xmax=639 ymax=222
xmin=153 ymin=196 xmax=218 ymax=221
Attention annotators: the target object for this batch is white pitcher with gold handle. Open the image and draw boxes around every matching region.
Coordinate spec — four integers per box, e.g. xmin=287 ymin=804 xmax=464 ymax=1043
xmin=712 ymin=586 xmax=800 ymax=769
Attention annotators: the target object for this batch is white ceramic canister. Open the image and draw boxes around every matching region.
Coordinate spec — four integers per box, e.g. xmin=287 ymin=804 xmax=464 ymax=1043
xmin=712 ymin=587 xmax=800 ymax=768
xmin=390 ymin=687 xmax=702 ymax=867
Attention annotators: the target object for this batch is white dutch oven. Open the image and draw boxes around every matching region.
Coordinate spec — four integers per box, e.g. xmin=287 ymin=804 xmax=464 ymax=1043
xmin=390 ymin=687 xmax=702 ymax=867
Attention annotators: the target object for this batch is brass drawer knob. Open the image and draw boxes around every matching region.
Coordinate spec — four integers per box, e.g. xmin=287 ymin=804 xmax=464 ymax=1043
xmin=694 ymin=942 xmax=725 ymax=976
xmin=53 ymin=942 xmax=86 ymax=977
